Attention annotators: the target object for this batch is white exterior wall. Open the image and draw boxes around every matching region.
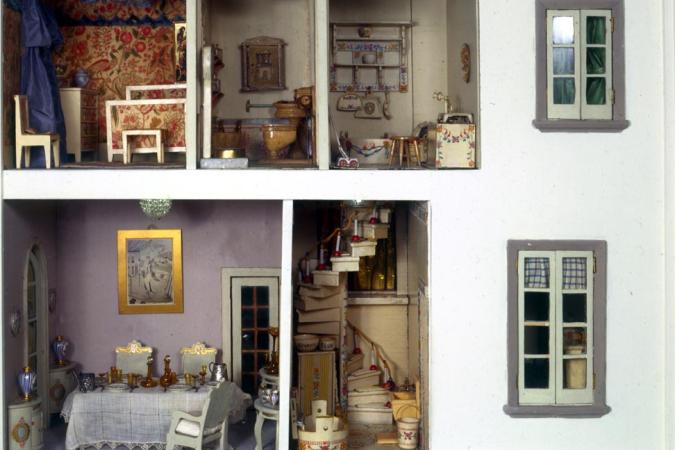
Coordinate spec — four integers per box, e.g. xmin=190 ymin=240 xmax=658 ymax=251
xmin=0 ymin=0 xmax=671 ymax=449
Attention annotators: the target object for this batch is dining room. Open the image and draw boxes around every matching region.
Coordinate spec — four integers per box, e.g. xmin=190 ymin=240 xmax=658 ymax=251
xmin=4 ymin=199 xmax=282 ymax=449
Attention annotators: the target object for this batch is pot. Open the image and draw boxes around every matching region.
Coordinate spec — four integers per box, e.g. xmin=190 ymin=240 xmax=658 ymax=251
xmin=209 ymin=362 xmax=229 ymax=382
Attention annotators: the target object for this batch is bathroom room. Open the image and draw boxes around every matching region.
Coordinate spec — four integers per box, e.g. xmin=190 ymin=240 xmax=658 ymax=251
xmin=329 ymin=0 xmax=479 ymax=169
xmin=290 ymin=200 xmax=430 ymax=449
xmin=201 ymin=0 xmax=317 ymax=168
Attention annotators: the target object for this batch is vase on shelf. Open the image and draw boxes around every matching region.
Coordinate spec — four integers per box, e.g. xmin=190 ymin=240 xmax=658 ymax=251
xmin=52 ymin=335 xmax=69 ymax=366
xmin=73 ymin=68 xmax=90 ymax=88
xmin=18 ymin=367 xmax=37 ymax=401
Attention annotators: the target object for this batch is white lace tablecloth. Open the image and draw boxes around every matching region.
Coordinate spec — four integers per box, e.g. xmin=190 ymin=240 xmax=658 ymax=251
xmin=61 ymin=383 xmax=251 ymax=450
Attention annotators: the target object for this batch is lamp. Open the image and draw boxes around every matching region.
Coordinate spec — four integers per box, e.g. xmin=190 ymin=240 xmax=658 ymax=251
xmin=139 ymin=199 xmax=172 ymax=220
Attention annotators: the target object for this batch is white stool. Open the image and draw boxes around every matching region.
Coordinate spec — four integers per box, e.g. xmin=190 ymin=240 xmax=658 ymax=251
xmin=253 ymin=399 xmax=278 ymax=450
xmin=122 ymin=129 xmax=165 ymax=164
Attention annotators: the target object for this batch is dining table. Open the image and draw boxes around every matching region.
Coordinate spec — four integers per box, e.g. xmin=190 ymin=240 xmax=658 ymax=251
xmin=61 ymin=382 xmax=251 ymax=450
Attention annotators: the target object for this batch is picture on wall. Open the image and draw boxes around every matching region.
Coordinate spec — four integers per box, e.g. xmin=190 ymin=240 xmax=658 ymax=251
xmin=240 ymin=36 xmax=286 ymax=92
xmin=174 ymin=22 xmax=187 ymax=82
xmin=117 ymin=229 xmax=183 ymax=314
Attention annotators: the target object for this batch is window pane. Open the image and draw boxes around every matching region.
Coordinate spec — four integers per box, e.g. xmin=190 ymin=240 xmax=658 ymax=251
xmin=258 ymin=331 xmax=269 ymax=349
xmin=256 ymin=287 xmax=270 ymax=306
xmin=27 ymin=286 xmax=36 ymax=319
xmin=242 ymin=352 xmax=255 ymax=372
xmin=563 ymin=293 xmax=587 ymax=323
xmin=241 ymin=286 xmax=254 ymax=306
xmin=562 ymin=257 xmax=587 ymax=289
xmin=553 ymin=78 xmax=576 ymax=104
xmin=524 ymin=358 xmax=549 ymax=388
xmin=28 ymin=262 xmax=35 ymax=283
xmin=552 ymin=48 xmax=575 ymax=75
xmin=563 ymin=327 xmax=587 ymax=355
xmin=241 ymin=331 xmax=254 ymax=350
xmin=257 ymin=308 xmax=269 ymax=328
xmin=586 ymin=77 xmax=606 ymax=105
xmin=29 ymin=355 xmax=37 ymax=372
xmin=524 ymin=292 xmax=549 ymax=321
xmin=524 ymin=326 xmax=549 ymax=355
xmin=242 ymin=308 xmax=254 ymax=328
xmin=257 ymin=352 xmax=267 ymax=370
xmin=552 ymin=16 xmax=575 ymax=44
xmin=524 ymin=257 xmax=550 ymax=288
xmin=563 ymin=358 xmax=587 ymax=389
xmin=28 ymin=321 xmax=37 ymax=354
xmin=587 ymin=48 xmax=606 ymax=74
xmin=587 ymin=16 xmax=606 ymax=44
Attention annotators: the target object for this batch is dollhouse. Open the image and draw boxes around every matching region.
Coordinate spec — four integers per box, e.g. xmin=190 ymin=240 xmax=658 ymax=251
xmin=2 ymin=0 xmax=674 ymax=450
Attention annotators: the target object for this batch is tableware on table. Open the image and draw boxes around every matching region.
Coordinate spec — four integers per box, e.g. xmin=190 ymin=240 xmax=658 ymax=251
xmin=106 ymin=382 xmax=130 ymax=392
xmin=160 ymin=355 xmax=173 ymax=389
xmin=141 ymin=355 xmax=157 ymax=388
xmin=199 ymin=365 xmax=208 ymax=385
xmin=259 ymin=387 xmax=280 ymax=408
xmin=209 ymin=362 xmax=229 ymax=382
xmin=185 ymin=373 xmax=194 ymax=386
xmin=167 ymin=383 xmax=191 ymax=392
xmin=79 ymin=373 xmax=96 ymax=393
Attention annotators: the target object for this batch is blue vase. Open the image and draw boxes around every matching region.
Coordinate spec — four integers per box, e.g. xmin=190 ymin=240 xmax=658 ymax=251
xmin=73 ymin=68 xmax=90 ymax=88
xmin=18 ymin=367 xmax=36 ymax=401
xmin=52 ymin=335 xmax=69 ymax=366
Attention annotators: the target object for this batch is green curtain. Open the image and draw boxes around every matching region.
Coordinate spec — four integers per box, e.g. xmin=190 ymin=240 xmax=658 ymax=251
xmin=586 ymin=78 xmax=606 ymax=105
xmin=587 ymin=17 xmax=606 ymax=44
xmin=586 ymin=48 xmax=605 ymax=74
xmin=554 ymin=78 xmax=575 ymax=104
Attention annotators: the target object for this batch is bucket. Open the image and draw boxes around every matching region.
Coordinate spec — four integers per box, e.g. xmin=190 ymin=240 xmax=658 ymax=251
xmin=394 ymin=404 xmax=420 ymax=449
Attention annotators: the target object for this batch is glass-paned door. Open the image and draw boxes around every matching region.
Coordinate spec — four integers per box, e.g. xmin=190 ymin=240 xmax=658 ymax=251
xmin=26 ymin=258 xmax=38 ymax=371
xmin=231 ymin=277 xmax=279 ymax=396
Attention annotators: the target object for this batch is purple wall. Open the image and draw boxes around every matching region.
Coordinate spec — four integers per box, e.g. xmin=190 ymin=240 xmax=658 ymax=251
xmin=53 ymin=200 xmax=282 ymax=374
xmin=3 ymin=201 xmax=57 ymax=403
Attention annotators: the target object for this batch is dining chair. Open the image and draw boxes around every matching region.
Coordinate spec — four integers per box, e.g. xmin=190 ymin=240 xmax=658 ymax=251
xmin=115 ymin=340 xmax=153 ymax=375
xmin=180 ymin=342 xmax=217 ymax=375
xmin=14 ymin=95 xmax=61 ymax=169
xmin=165 ymin=381 xmax=235 ymax=450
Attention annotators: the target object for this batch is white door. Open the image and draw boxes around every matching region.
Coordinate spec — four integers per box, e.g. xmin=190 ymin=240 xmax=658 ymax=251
xmin=222 ymin=269 xmax=280 ymax=396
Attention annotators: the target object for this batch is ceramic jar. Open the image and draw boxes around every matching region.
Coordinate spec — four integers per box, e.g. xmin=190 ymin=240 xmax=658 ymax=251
xmin=73 ymin=68 xmax=90 ymax=88
xmin=52 ymin=335 xmax=69 ymax=366
xmin=18 ymin=367 xmax=37 ymax=401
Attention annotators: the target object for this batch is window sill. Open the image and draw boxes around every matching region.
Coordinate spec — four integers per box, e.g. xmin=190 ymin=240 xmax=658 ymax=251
xmin=532 ymin=119 xmax=630 ymax=132
xmin=503 ymin=404 xmax=611 ymax=418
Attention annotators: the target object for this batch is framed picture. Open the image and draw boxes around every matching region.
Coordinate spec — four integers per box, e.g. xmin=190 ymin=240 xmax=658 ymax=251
xmin=240 ymin=36 xmax=286 ymax=92
xmin=117 ymin=229 xmax=183 ymax=314
xmin=174 ymin=22 xmax=187 ymax=82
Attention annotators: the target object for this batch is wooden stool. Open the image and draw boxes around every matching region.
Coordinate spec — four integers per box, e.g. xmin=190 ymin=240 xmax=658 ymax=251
xmin=388 ymin=136 xmax=422 ymax=168
xmin=122 ymin=129 xmax=165 ymax=164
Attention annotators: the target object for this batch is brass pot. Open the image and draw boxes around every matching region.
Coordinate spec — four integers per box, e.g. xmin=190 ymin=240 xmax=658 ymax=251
xmin=262 ymin=124 xmax=297 ymax=159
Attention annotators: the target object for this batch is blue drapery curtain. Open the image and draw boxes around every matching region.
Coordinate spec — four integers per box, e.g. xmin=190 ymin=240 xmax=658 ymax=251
xmin=20 ymin=0 xmax=67 ymax=167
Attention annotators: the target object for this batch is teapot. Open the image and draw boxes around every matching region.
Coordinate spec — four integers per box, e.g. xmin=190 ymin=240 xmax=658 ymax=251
xmin=209 ymin=362 xmax=229 ymax=382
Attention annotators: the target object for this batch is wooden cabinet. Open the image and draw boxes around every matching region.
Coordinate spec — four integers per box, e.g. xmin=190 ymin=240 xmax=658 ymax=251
xmin=48 ymin=362 xmax=78 ymax=418
xmin=8 ymin=397 xmax=43 ymax=450
xmin=60 ymin=88 xmax=99 ymax=162
xmin=297 ymin=351 xmax=336 ymax=416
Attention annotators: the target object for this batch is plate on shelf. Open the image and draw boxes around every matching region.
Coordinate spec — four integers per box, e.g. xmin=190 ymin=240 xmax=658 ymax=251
xmin=167 ymin=384 xmax=191 ymax=392
xmin=106 ymin=383 xmax=130 ymax=392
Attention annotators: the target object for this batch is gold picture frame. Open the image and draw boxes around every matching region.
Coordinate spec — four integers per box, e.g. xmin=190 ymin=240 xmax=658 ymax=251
xmin=117 ymin=229 xmax=183 ymax=314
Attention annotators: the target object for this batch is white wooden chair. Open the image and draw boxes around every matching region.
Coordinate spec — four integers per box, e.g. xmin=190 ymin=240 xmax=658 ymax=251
xmin=180 ymin=342 xmax=217 ymax=376
xmin=115 ymin=340 xmax=152 ymax=375
xmin=166 ymin=381 xmax=234 ymax=450
xmin=14 ymin=95 xmax=60 ymax=169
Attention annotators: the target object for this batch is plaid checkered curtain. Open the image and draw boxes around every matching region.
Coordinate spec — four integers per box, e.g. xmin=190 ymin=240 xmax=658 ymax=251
xmin=562 ymin=257 xmax=587 ymax=289
xmin=524 ymin=257 xmax=550 ymax=288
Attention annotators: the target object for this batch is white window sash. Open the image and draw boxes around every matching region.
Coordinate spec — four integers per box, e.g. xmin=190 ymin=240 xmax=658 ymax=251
xmin=581 ymin=10 xmax=613 ymax=119
xmin=518 ymin=251 xmax=556 ymax=404
xmin=547 ymin=10 xmax=581 ymax=119
xmin=555 ymin=251 xmax=594 ymax=404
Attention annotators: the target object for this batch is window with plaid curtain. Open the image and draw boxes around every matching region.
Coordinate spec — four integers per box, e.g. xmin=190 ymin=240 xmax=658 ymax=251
xmin=562 ymin=257 xmax=587 ymax=289
xmin=524 ymin=257 xmax=550 ymax=288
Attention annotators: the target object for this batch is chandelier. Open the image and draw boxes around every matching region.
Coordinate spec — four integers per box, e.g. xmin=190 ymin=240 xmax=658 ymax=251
xmin=139 ymin=199 xmax=172 ymax=220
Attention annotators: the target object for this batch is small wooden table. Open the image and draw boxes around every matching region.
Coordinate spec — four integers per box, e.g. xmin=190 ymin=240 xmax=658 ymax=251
xmin=122 ymin=129 xmax=165 ymax=164
xmin=254 ymin=399 xmax=279 ymax=450
xmin=388 ymin=136 xmax=422 ymax=168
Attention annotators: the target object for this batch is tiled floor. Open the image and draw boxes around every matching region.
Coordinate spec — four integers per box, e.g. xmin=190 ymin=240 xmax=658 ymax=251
xmin=44 ymin=409 xmax=276 ymax=450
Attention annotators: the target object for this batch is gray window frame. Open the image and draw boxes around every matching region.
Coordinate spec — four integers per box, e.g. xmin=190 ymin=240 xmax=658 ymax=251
xmin=504 ymin=240 xmax=611 ymax=418
xmin=532 ymin=0 xmax=629 ymax=132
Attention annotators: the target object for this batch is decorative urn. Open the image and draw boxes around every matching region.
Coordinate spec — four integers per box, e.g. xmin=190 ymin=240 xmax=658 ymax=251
xmin=18 ymin=366 xmax=37 ymax=401
xmin=73 ymin=68 xmax=90 ymax=88
xmin=52 ymin=335 xmax=69 ymax=366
